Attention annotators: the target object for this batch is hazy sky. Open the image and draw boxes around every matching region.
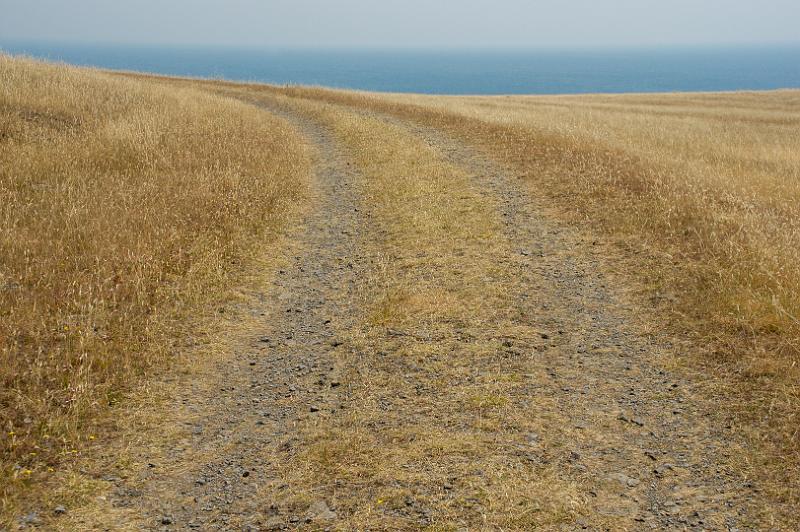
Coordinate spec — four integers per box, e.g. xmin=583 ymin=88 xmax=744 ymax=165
xmin=1 ymin=0 xmax=799 ymax=48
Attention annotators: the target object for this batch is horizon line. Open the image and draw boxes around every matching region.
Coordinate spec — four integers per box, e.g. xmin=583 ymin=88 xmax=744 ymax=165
xmin=3 ymin=38 xmax=800 ymax=52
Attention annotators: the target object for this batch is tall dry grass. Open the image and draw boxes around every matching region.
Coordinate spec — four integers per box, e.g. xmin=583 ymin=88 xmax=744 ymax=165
xmin=379 ymin=92 xmax=800 ymax=374
xmin=0 ymin=56 xmax=308 ymax=508
xmin=254 ymin=85 xmax=800 ymax=506
xmin=417 ymin=94 xmax=800 ymax=503
xmin=379 ymin=91 xmax=800 ymax=352
xmin=272 ymin=86 xmax=800 ymax=368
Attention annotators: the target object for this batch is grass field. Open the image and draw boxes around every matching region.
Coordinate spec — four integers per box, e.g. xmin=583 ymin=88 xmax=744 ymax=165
xmin=2 ymin=55 xmax=799 ymax=527
xmin=0 ymin=56 xmax=309 ymax=516
xmin=278 ymin=86 xmax=800 ymax=360
xmin=273 ymin=85 xmax=800 ymax=511
xmin=263 ymin=83 xmax=800 ymax=471
xmin=381 ymin=89 xmax=800 ymax=353
xmin=372 ymin=90 xmax=800 ymax=469
xmin=227 ymin=83 xmax=800 ymax=524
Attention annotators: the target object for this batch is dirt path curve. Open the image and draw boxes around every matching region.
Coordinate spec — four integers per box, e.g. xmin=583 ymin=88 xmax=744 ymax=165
xmin=67 ymin=97 xmax=778 ymax=531
xmin=84 ymin=102 xmax=367 ymax=530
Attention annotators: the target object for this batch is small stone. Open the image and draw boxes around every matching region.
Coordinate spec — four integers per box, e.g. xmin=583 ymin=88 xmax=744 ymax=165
xmin=53 ymin=505 xmax=67 ymax=515
xmin=654 ymin=463 xmax=674 ymax=477
xmin=310 ymin=405 xmax=320 ymax=413
xmin=161 ymin=516 xmax=173 ymax=525
xmin=617 ymin=413 xmax=645 ymax=427
xmin=306 ymin=500 xmax=336 ymax=521
xmin=608 ymin=472 xmax=640 ymax=488
xmin=20 ymin=512 xmax=40 ymax=525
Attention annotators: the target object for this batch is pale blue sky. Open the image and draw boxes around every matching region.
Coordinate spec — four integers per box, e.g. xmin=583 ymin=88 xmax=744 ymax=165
xmin=1 ymin=0 xmax=798 ymax=48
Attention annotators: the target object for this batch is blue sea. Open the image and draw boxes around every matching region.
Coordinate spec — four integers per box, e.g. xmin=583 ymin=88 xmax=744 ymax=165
xmin=2 ymin=41 xmax=799 ymax=95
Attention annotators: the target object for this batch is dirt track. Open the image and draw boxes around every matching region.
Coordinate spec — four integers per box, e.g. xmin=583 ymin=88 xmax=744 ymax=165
xmin=62 ymin=96 xmax=782 ymax=530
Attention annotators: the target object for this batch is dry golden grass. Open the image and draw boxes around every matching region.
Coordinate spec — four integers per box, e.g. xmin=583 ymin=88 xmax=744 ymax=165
xmin=4 ymin=57 xmax=799 ymax=525
xmin=119 ymin=78 xmax=800 ymax=522
xmin=272 ymin=87 xmax=800 ymax=353
xmin=256 ymin=85 xmax=800 ymax=510
xmin=378 ymin=90 xmax=800 ymax=347
xmin=372 ymin=91 xmax=800 ymax=428
xmin=0 ymin=56 xmax=308 ymax=516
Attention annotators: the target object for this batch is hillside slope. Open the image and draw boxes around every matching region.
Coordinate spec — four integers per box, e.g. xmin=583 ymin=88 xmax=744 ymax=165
xmin=2 ymin=58 xmax=799 ymax=529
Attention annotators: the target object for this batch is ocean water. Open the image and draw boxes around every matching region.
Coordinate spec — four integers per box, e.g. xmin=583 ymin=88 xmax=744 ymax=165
xmin=2 ymin=41 xmax=799 ymax=95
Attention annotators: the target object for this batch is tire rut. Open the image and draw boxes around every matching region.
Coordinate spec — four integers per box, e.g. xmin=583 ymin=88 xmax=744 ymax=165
xmin=353 ymin=113 xmax=768 ymax=530
xmin=102 ymin=102 xmax=366 ymax=530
